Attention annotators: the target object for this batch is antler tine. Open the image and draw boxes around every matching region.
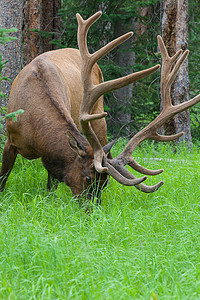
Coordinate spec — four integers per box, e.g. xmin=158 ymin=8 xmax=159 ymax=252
xmin=94 ymin=65 xmax=160 ymax=100
xmin=128 ymin=158 xmax=163 ymax=175
xmin=76 ymin=11 xmax=102 ymax=58
xmin=107 ymin=35 xmax=200 ymax=192
xmin=158 ymin=35 xmax=188 ymax=110
xmin=157 ymin=34 xmax=200 ymax=125
xmin=92 ymin=32 xmax=133 ymax=63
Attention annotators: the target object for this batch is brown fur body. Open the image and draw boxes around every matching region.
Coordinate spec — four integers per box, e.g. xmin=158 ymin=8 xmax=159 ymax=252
xmin=0 ymin=48 xmax=108 ymax=197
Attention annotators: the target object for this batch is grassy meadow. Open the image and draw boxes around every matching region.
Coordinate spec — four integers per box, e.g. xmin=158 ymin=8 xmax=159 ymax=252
xmin=0 ymin=140 xmax=200 ymax=299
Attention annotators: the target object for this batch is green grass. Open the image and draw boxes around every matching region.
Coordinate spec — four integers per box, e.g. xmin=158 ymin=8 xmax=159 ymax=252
xmin=0 ymin=140 xmax=200 ymax=299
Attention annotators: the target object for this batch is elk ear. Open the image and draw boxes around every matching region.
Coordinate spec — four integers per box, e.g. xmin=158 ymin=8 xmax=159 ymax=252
xmin=67 ymin=131 xmax=87 ymax=157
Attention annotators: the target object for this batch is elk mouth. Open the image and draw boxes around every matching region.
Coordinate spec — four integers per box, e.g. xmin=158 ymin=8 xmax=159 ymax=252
xmin=72 ymin=171 xmax=109 ymax=209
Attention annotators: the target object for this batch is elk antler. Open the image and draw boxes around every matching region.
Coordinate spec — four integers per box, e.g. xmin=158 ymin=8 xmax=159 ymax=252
xmin=77 ymin=12 xmax=200 ymax=192
xmin=77 ymin=11 xmax=160 ymax=187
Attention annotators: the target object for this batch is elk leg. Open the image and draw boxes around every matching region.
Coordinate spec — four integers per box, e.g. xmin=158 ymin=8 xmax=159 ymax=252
xmin=47 ymin=172 xmax=58 ymax=191
xmin=0 ymin=140 xmax=17 ymax=191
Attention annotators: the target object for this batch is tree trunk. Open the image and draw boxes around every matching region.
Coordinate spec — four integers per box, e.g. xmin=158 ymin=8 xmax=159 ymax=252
xmin=23 ymin=0 xmax=42 ymax=66
xmin=42 ymin=0 xmax=61 ymax=53
xmin=23 ymin=0 xmax=61 ymax=66
xmin=161 ymin=0 xmax=191 ymax=145
xmin=112 ymin=15 xmax=136 ymax=135
xmin=111 ymin=6 xmax=152 ymax=136
xmin=0 ymin=0 xmax=24 ymax=101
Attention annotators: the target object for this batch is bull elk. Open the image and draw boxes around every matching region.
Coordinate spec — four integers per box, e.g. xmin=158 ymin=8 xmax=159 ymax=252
xmin=1 ymin=11 xmax=200 ymax=203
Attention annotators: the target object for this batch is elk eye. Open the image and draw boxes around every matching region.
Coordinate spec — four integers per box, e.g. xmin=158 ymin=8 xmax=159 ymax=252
xmin=86 ymin=176 xmax=91 ymax=184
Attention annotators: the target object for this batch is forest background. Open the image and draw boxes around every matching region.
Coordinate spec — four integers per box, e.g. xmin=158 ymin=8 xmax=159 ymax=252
xmin=0 ymin=0 xmax=200 ymax=144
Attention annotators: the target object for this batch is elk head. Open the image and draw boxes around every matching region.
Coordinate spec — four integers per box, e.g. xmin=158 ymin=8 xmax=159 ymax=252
xmin=75 ymin=11 xmax=200 ymax=196
xmin=62 ymin=131 xmax=109 ymax=202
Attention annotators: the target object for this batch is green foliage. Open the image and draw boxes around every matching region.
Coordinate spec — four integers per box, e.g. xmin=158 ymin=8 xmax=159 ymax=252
xmin=0 ymin=141 xmax=200 ymax=298
xmin=0 ymin=54 xmax=11 ymax=98
xmin=0 ymin=109 xmax=24 ymax=130
xmin=5 ymin=109 xmax=24 ymax=122
xmin=0 ymin=107 xmax=24 ymax=129
xmin=0 ymin=27 xmax=17 ymax=44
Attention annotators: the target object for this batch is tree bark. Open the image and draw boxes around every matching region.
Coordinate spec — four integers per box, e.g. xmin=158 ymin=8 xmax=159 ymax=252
xmin=112 ymin=15 xmax=136 ymax=135
xmin=161 ymin=0 xmax=191 ymax=145
xmin=0 ymin=0 xmax=24 ymax=101
xmin=110 ymin=6 xmax=152 ymax=136
xmin=42 ymin=0 xmax=61 ymax=53
xmin=23 ymin=0 xmax=42 ymax=66
xmin=23 ymin=0 xmax=61 ymax=66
